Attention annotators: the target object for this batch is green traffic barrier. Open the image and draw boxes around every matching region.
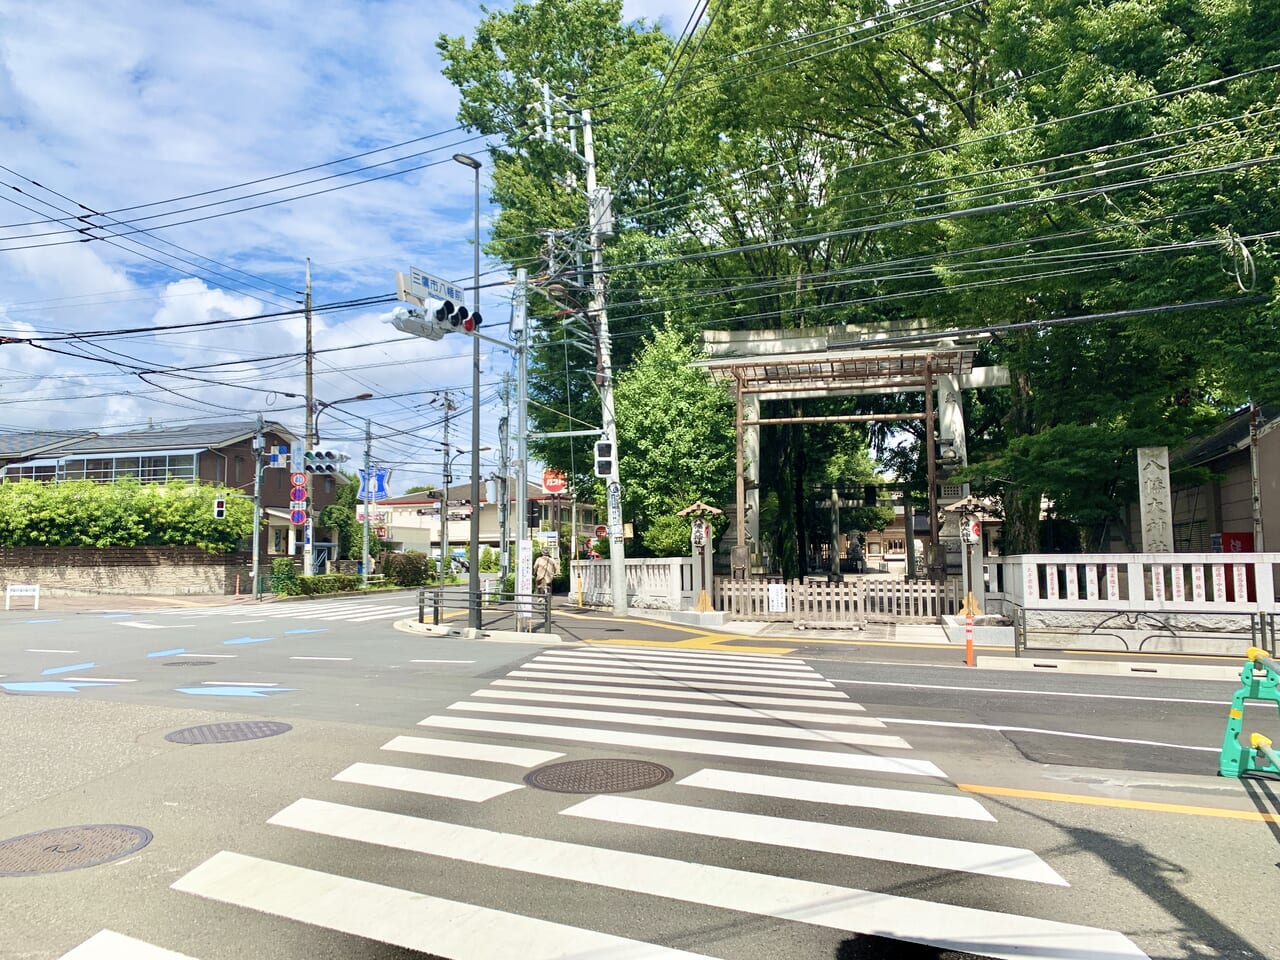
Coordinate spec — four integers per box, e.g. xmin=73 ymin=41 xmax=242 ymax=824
xmin=1218 ymin=646 xmax=1280 ymax=777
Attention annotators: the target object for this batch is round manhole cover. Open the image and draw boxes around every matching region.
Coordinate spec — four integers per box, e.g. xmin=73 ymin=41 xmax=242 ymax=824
xmin=0 ymin=825 xmax=152 ymax=876
xmin=165 ymin=720 xmax=292 ymax=744
xmin=524 ymin=758 xmax=673 ymax=794
xmin=162 ymin=660 xmax=215 ymax=666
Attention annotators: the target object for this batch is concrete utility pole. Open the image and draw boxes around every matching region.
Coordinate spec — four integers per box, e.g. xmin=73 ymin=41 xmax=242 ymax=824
xmin=251 ymin=415 xmax=264 ymax=600
xmin=498 ymin=376 xmax=511 ymax=581
xmin=577 ymin=102 xmax=627 ymax=615
xmin=303 ymin=258 xmax=315 ymax=577
xmin=362 ymin=418 xmax=372 ymax=588
xmin=440 ymin=395 xmax=453 ymax=588
xmin=512 ymin=269 xmax=532 ymax=606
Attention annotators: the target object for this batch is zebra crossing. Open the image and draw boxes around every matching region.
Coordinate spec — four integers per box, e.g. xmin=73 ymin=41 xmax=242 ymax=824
xmin=162 ymin=596 xmax=420 ymax=623
xmin=60 ymin=644 xmax=1152 ymax=960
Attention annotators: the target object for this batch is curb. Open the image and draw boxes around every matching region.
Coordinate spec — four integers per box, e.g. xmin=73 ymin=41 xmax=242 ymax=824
xmin=976 ymin=655 xmax=1240 ymax=682
xmin=393 ymin=618 xmax=567 ymax=646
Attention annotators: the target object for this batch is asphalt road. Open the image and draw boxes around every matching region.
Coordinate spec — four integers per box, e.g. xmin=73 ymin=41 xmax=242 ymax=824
xmin=1 ymin=592 xmax=1276 ymax=960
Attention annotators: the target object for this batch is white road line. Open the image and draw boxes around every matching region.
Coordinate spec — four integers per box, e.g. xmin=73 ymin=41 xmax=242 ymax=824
xmin=267 ymin=798 xmax=1149 ymax=960
xmin=58 ymin=929 xmax=202 ymax=959
xmin=381 ymin=735 xmax=563 ymax=767
xmin=883 ymin=717 xmax=1222 ymax=752
xmin=833 ymin=677 xmax=1226 ymax=706
xmin=471 ymin=688 xmax=888 ymax=727
xmin=564 ymin=794 xmax=1063 ymax=885
xmin=309 ymin=606 xmax=416 ymax=621
xmin=412 ymin=659 xmax=476 ymax=664
xmin=447 ymin=700 xmax=912 ymax=750
xmin=542 ymin=649 xmax=815 ymax=671
xmin=529 ymin=656 xmax=833 ymax=686
xmin=511 ymin=668 xmax=844 ymax=697
xmin=26 ymin=648 xmax=78 ymax=653
xmin=200 ymin=681 xmax=278 ymax=686
xmin=290 ymin=656 xmax=353 ymax=661
xmin=493 ymin=678 xmax=868 ymax=711
xmin=61 ymin=677 xmax=136 ymax=683
xmin=173 ymin=850 xmax=716 ymax=960
xmin=186 ymin=653 xmax=237 ymax=658
xmin=419 ymin=715 xmax=945 ymax=778
xmin=118 ymin=621 xmax=171 ymax=629
xmin=677 ymin=768 xmax=997 ymax=822
xmin=333 ymin=762 xmax=523 ymax=801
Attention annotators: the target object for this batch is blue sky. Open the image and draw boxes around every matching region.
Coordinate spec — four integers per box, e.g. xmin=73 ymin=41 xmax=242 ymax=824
xmin=0 ymin=0 xmax=688 ymax=490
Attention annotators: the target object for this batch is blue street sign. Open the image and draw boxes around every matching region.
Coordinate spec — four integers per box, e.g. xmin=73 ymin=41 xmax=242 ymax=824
xmin=357 ymin=467 xmax=391 ymax=502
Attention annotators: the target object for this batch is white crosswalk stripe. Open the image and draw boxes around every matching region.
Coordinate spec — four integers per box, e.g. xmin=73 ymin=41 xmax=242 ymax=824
xmin=153 ymin=644 xmax=1150 ymax=960
xmin=161 ymin=599 xmax=419 ymax=623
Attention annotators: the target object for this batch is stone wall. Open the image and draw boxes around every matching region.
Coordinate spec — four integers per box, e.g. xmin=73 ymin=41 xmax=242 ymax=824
xmin=0 ymin=546 xmax=253 ymax=596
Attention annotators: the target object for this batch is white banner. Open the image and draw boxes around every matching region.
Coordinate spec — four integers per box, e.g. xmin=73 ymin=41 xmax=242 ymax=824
xmin=516 ymin=538 xmax=534 ymax=615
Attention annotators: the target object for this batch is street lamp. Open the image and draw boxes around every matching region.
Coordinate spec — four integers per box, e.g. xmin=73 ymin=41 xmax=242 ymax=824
xmin=313 ymin=393 xmax=373 ymax=443
xmin=453 ymin=151 xmax=483 ymax=627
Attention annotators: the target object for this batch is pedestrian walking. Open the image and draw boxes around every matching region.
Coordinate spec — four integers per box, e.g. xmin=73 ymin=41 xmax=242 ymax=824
xmin=533 ymin=550 xmax=558 ymax=595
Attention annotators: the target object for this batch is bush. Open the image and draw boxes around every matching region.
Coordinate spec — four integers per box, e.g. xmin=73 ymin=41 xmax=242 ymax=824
xmin=382 ymin=552 xmax=434 ymax=587
xmin=296 ymin=573 xmax=360 ymax=595
xmin=270 ymin=557 xmax=300 ymax=595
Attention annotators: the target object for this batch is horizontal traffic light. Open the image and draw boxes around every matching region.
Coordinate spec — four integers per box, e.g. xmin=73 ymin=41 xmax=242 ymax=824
xmin=304 ymin=449 xmax=349 ymax=474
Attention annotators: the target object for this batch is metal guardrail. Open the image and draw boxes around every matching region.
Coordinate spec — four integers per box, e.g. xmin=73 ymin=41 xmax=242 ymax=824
xmin=1011 ymin=606 xmax=1274 ymax=658
xmin=416 ymin=586 xmax=551 ymax=634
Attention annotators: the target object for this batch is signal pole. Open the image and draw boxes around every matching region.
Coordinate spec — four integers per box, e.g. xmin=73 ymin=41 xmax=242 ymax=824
xmin=303 ymin=258 xmax=316 ymax=577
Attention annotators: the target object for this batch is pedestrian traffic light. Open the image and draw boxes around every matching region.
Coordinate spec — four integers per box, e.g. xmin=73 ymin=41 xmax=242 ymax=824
xmin=527 ymin=500 xmax=540 ymax=528
xmin=213 ymin=497 xmax=226 ymax=519
xmin=304 ymin=449 xmax=348 ymax=474
xmin=593 ymin=439 xmax=613 ymax=478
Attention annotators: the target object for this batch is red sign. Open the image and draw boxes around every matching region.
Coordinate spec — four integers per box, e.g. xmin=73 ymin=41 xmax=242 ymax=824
xmin=290 ymin=509 xmax=307 ymax=525
xmin=290 ymin=485 xmax=307 ymax=502
xmin=595 ymin=524 xmax=608 ymax=538
xmin=542 ymin=469 xmax=567 ymax=495
xmin=291 ymin=472 xmax=307 ymax=487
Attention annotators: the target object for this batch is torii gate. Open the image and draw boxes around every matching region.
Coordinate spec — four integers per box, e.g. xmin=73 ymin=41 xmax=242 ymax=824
xmin=696 ymin=324 xmax=1008 ymax=582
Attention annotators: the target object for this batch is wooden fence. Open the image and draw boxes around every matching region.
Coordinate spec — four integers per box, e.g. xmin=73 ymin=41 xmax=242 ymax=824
xmin=715 ymin=577 xmax=960 ymax=626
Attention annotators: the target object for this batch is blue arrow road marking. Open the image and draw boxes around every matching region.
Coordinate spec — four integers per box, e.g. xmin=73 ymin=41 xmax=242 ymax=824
xmin=223 ymin=636 xmax=274 ymax=645
xmin=176 ymin=686 xmax=297 ymax=698
xmin=147 ymin=648 xmax=188 ymax=658
xmin=42 ymin=661 xmax=96 ymax=676
xmin=2 ymin=680 xmax=115 ymax=693
xmin=284 ymin=628 xmax=327 ymax=635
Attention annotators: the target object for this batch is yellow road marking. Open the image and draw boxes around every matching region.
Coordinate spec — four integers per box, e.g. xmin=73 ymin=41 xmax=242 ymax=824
xmin=581 ymin=637 xmax=798 ymax=655
xmin=958 ymin=783 xmax=1280 ymax=824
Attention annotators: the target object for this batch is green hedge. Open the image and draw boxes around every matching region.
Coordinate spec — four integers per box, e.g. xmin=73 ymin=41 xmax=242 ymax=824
xmin=296 ymin=573 xmax=361 ymax=595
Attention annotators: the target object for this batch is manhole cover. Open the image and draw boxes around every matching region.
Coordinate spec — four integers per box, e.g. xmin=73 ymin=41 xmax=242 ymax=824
xmin=0 ymin=825 xmax=152 ymax=876
xmin=165 ymin=720 xmax=292 ymax=744
xmin=163 ymin=660 xmax=215 ymax=666
xmin=524 ymin=758 xmax=673 ymax=794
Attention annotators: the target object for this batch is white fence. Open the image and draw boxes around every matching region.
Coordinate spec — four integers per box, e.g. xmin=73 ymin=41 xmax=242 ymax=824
xmin=987 ymin=553 xmax=1280 ymax=615
xmin=570 ymin=557 xmax=694 ymax=610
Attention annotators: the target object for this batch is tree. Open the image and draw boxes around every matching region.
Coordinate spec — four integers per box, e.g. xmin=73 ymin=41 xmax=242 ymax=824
xmin=611 ymin=324 xmax=735 ymax=555
xmin=318 ymin=474 xmax=384 ymax=560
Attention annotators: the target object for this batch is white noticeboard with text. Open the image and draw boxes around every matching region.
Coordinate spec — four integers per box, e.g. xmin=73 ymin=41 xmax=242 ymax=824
xmin=516 ymin=539 xmax=534 ymax=615
xmin=767 ymin=583 xmax=787 ymax=613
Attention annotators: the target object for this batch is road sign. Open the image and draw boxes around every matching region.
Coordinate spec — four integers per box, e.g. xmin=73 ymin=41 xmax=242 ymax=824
xmin=290 ymin=509 xmax=306 ymax=525
xmin=358 ymin=467 xmax=391 ymax=502
xmin=606 ymin=481 xmax=622 ymax=542
xmin=290 ymin=485 xmax=307 ymax=503
xmin=404 ymin=266 xmax=466 ymax=306
xmin=290 ymin=472 xmax=306 ymax=487
xmin=961 ymin=519 xmax=981 ymax=543
xmin=594 ymin=524 xmax=608 ymax=538
xmin=542 ymin=469 xmax=567 ymax=495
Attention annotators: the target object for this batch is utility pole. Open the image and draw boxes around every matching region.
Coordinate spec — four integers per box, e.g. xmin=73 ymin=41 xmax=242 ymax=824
xmin=513 ymin=269 xmax=531 ymax=609
xmin=362 ymin=418 xmax=372 ymax=588
xmin=440 ymin=394 xmax=453 ymax=587
xmin=252 ymin=415 xmax=264 ymax=600
xmin=498 ymin=375 xmax=512 ymax=581
xmin=303 ymin=258 xmax=316 ymax=577
xmin=580 ymin=106 xmax=627 ymax=616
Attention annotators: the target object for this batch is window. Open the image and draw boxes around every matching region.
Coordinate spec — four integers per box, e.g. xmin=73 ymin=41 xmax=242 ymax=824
xmin=272 ymin=527 xmax=287 ymax=554
xmin=234 ymin=457 xmax=244 ymax=482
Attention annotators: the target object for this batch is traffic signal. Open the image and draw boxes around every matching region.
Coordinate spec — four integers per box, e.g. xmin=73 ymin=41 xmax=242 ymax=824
xmin=527 ymin=500 xmax=540 ymax=528
xmin=304 ymin=449 xmax=349 ymax=474
xmin=593 ymin=439 xmax=613 ymax=478
xmin=463 ymin=310 xmax=482 ymax=333
xmin=387 ymin=305 xmax=444 ymax=341
xmin=433 ymin=300 xmax=469 ymax=330
xmin=213 ymin=497 xmax=226 ymax=519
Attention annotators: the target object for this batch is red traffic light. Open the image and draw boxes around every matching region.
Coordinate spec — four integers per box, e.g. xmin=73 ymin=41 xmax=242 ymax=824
xmin=464 ymin=311 xmax=482 ymax=332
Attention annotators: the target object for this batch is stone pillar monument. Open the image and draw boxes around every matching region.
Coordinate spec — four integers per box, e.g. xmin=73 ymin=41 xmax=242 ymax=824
xmin=1137 ymin=446 xmax=1174 ymax=552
